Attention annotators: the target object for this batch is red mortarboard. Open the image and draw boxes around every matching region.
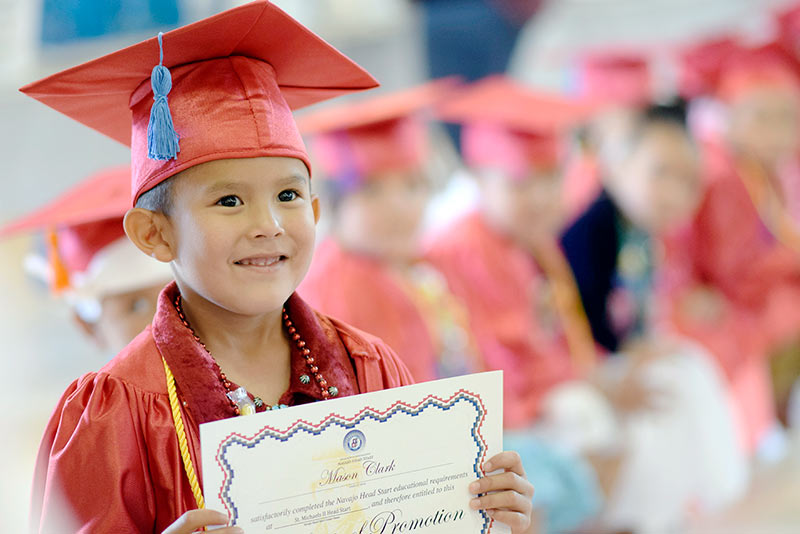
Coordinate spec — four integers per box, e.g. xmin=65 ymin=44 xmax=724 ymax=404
xmin=0 ymin=166 xmax=169 ymax=294
xmin=716 ymin=41 xmax=800 ymax=102
xmin=0 ymin=165 xmax=129 ymax=286
xmin=574 ymin=51 xmax=652 ymax=107
xmin=0 ymin=165 xmax=130 ymax=240
xmin=680 ymin=35 xmax=800 ymax=101
xmin=56 ymin=220 xmax=127 ymax=276
xmin=678 ymin=35 xmax=739 ymax=98
xmin=295 ymin=78 xmax=457 ymax=182
xmin=437 ymin=76 xmax=592 ymax=178
xmin=20 ymin=1 xmax=379 ymax=206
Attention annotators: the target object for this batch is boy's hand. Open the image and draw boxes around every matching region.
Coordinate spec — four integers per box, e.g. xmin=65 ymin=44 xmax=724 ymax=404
xmin=162 ymin=509 xmax=242 ymax=534
xmin=469 ymin=451 xmax=535 ymax=533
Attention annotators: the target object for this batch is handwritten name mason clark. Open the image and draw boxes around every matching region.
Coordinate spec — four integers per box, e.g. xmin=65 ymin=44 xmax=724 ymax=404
xmin=320 ymin=460 xmax=396 ymax=486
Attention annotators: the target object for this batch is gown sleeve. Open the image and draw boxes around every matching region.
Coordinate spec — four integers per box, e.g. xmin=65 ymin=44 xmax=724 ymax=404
xmin=30 ymin=372 xmax=159 ymax=533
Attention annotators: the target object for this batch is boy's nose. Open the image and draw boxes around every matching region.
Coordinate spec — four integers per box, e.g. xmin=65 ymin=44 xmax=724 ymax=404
xmin=249 ymin=207 xmax=284 ymax=238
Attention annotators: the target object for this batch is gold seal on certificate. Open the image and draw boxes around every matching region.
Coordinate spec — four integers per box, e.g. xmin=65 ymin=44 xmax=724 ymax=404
xmin=200 ymin=371 xmax=508 ymax=533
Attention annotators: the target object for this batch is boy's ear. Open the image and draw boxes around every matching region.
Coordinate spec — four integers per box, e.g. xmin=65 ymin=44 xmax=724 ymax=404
xmin=123 ymin=208 xmax=175 ymax=263
xmin=312 ymin=194 xmax=321 ymax=224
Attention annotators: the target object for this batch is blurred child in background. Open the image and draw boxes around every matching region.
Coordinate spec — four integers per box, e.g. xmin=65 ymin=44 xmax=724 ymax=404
xmin=430 ymin=76 xmax=598 ymax=429
xmin=296 ymin=81 xmax=482 ymax=384
xmin=561 ymin=98 xmax=748 ymax=532
xmin=0 ymin=166 xmax=172 ymax=354
xmin=673 ymin=37 xmax=800 ymax=452
xmin=562 ymin=52 xmax=655 ymax=221
xmin=563 ymin=103 xmax=700 ymax=352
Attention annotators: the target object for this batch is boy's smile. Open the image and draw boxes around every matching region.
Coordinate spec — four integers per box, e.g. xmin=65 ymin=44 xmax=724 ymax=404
xmin=161 ymin=156 xmax=319 ymax=317
xmin=234 ymin=255 xmax=287 ymax=269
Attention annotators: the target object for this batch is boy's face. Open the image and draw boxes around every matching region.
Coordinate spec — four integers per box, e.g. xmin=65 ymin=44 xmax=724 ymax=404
xmin=165 ymin=156 xmax=318 ymax=315
xmin=334 ymin=170 xmax=429 ymax=262
xmin=616 ymin=124 xmax=701 ymax=234
xmin=478 ymin=167 xmax=565 ymax=251
xmin=729 ymin=85 xmax=800 ymax=168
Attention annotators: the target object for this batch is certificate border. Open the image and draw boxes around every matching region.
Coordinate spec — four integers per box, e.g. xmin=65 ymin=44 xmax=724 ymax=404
xmin=212 ymin=388 xmax=495 ymax=533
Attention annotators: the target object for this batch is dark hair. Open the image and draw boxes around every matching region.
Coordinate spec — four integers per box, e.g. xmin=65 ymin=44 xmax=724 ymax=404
xmin=627 ymin=98 xmax=692 ymax=151
xmin=135 ymin=177 xmax=174 ymax=214
xmin=595 ymin=97 xmax=694 ymax=170
xmin=641 ymin=98 xmax=688 ymax=129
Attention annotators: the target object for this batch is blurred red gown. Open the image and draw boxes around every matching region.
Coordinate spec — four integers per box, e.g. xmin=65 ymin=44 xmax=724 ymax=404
xmin=30 ymin=281 xmax=413 ymax=533
xmin=426 ymin=212 xmax=592 ymax=429
xmin=662 ymin=142 xmax=800 ymax=451
xmin=299 ymin=239 xmax=475 ymax=383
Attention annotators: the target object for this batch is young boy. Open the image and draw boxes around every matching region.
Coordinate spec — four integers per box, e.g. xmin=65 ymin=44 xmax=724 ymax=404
xmin=23 ymin=3 xmax=535 ymax=533
xmin=296 ymin=80 xmax=481 ymax=383
xmin=562 ymin=51 xmax=654 ymax=220
xmin=562 ymin=103 xmax=703 ymax=352
xmin=1 ymin=166 xmax=172 ymax=354
xmin=429 ymin=77 xmax=616 ymax=533
xmin=561 ymin=100 xmax=748 ymax=530
xmin=430 ymin=76 xmax=598 ymax=430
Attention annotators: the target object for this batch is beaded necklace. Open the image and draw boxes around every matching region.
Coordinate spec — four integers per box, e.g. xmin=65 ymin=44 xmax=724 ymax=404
xmin=173 ymin=294 xmax=338 ymax=415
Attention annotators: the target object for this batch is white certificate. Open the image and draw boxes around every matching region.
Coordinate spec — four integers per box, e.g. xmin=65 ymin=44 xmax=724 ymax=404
xmin=200 ymin=371 xmax=509 ymax=534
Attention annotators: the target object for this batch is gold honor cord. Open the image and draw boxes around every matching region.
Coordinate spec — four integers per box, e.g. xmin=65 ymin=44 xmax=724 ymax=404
xmin=162 ymin=356 xmax=205 ymax=509
xmin=535 ymin=241 xmax=598 ymax=374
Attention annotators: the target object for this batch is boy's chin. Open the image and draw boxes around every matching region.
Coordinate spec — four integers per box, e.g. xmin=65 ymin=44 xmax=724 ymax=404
xmin=206 ymin=287 xmax=298 ymax=317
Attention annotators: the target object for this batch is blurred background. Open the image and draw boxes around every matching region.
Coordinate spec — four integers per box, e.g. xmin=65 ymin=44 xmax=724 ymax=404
xmin=3 ymin=1 xmax=800 ymax=533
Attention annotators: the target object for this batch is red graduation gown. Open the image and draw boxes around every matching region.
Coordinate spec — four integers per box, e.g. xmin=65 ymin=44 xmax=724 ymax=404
xmin=30 ymin=282 xmax=413 ymax=533
xmin=687 ymin=145 xmax=800 ymax=339
xmin=425 ymin=212 xmax=576 ymax=429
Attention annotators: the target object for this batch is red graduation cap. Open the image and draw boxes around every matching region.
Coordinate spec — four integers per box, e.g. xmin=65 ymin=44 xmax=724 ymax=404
xmin=20 ymin=1 xmax=379 ymax=206
xmin=0 ymin=166 xmax=131 ymax=240
xmin=1 ymin=166 xmax=173 ymax=298
xmin=716 ymin=41 xmax=800 ymax=102
xmin=574 ymin=51 xmax=653 ymax=107
xmin=679 ymin=33 xmax=800 ymax=101
xmin=0 ymin=166 xmax=132 ymax=291
xmin=295 ymin=78 xmax=457 ymax=183
xmin=678 ymin=35 xmax=740 ymax=98
xmin=437 ymin=75 xmax=592 ymax=179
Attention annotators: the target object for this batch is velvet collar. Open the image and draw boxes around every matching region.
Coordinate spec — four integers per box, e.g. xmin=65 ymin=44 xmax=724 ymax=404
xmin=151 ymin=281 xmax=358 ymax=425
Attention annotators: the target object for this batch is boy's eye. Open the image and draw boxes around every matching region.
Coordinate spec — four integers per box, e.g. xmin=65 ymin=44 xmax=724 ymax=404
xmin=278 ymin=190 xmax=299 ymax=202
xmin=216 ymin=195 xmax=242 ymax=207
